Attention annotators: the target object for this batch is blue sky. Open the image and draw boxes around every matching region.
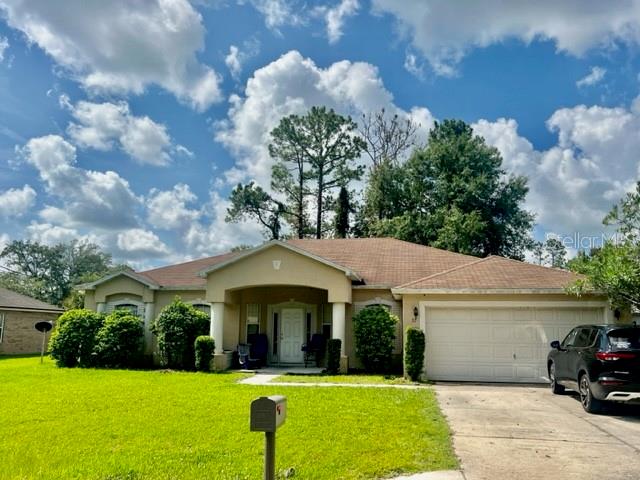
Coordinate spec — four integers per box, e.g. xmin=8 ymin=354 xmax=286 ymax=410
xmin=0 ymin=0 xmax=639 ymax=268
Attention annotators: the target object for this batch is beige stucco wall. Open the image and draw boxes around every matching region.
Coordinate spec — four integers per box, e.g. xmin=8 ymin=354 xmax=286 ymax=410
xmin=0 ymin=309 xmax=60 ymax=355
xmin=205 ymin=245 xmax=352 ymax=303
xmin=91 ymin=275 xmax=155 ymax=303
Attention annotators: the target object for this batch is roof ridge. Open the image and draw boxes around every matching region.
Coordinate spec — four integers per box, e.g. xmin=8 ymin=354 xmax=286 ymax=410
xmin=395 ymin=255 xmax=491 ymax=288
xmin=488 ymin=254 xmax=574 ymax=274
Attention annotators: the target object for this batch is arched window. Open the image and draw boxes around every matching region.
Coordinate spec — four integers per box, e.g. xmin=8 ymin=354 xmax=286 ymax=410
xmin=192 ymin=303 xmax=211 ymax=316
xmin=114 ymin=303 xmax=139 ymax=316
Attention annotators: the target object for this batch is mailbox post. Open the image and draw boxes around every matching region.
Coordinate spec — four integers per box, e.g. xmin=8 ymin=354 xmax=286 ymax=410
xmin=250 ymin=395 xmax=287 ymax=480
xmin=34 ymin=321 xmax=53 ymax=364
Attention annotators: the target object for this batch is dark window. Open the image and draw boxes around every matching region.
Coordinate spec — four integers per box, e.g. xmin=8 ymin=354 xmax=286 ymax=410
xmin=306 ymin=312 xmax=312 ymax=343
xmin=573 ymin=328 xmax=597 ymax=348
xmin=247 ymin=323 xmax=259 ymax=336
xmin=192 ymin=304 xmax=211 ymax=315
xmin=116 ymin=304 xmax=139 ymax=316
xmin=322 ymin=323 xmax=331 ymax=340
xmin=272 ymin=313 xmax=278 ymax=355
xmin=607 ymin=328 xmax=640 ymax=350
xmin=562 ymin=328 xmax=579 ymax=348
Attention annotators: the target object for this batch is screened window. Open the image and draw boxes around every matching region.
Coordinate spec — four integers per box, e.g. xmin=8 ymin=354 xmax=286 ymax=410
xmin=0 ymin=313 xmax=5 ymax=343
xmin=247 ymin=304 xmax=260 ymax=337
xmin=192 ymin=303 xmax=211 ymax=316
xmin=115 ymin=303 xmax=139 ymax=316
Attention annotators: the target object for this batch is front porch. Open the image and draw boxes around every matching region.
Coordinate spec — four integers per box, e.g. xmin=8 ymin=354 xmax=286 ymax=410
xmin=209 ymin=285 xmax=349 ymax=371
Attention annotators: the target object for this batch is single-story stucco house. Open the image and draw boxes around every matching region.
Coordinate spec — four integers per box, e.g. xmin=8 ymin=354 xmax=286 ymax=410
xmin=0 ymin=287 xmax=63 ymax=355
xmin=80 ymin=238 xmax=625 ymax=382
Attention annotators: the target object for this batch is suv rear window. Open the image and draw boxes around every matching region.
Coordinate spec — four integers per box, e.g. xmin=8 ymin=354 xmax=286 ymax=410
xmin=607 ymin=328 xmax=640 ymax=350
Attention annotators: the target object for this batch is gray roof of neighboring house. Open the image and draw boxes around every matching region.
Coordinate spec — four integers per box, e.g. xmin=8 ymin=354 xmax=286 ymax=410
xmin=0 ymin=287 xmax=64 ymax=312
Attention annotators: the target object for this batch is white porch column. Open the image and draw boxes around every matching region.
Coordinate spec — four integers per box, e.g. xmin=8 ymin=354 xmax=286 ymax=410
xmin=210 ymin=302 xmax=225 ymax=354
xmin=332 ymin=302 xmax=346 ymax=356
xmin=96 ymin=302 xmax=106 ymax=314
xmin=143 ymin=302 xmax=155 ymax=354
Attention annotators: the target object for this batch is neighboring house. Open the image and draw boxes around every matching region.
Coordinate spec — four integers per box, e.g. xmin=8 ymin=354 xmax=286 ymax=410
xmin=0 ymin=287 xmax=63 ymax=355
xmin=79 ymin=238 xmax=624 ymax=382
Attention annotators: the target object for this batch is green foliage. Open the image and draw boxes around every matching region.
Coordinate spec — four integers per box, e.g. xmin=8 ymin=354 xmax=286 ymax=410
xmin=194 ymin=336 xmax=215 ymax=372
xmin=269 ymin=106 xmax=365 ymax=239
xmin=353 ymin=306 xmax=397 ymax=373
xmin=567 ymin=241 xmax=640 ymax=310
xmin=326 ymin=338 xmax=342 ymax=374
xmin=94 ymin=310 xmax=144 ymax=368
xmin=0 ymin=239 xmax=113 ymax=306
xmin=544 ymin=238 xmax=567 ymax=268
xmin=404 ymin=327 xmax=426 ymax=381
xmin=360 ymin=120 xmax=534 ymax=259
xmin=49 ymin=309 xmax=105 ymax=368
xmin=334 ymin=186 xmax=354 ymax=238
xmin=152 ymin=298 xmax=210 ymax=370
xmin=226 ymin=182 xmax=285 ymax=240
xmin=604 ymin=180 xmax=640 ymax=240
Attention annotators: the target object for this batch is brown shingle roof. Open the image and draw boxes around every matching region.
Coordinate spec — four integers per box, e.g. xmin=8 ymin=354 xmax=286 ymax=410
xmin=138 ymin=251 xmax=242 ymax=287
xmin=396 ymin=255 xmax=580 ymax=290
xmin=133 ymin=238 xmax=577 ymax=291
xmin=0 ymin=287 xmax=64 ymax=312
xmin=285 ymin=238 xmax=478 ymax=287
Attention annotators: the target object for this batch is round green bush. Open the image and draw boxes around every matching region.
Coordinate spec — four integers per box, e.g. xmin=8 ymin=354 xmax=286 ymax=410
xmin=404 ymin=327 xmax=425 ymax=381
xmin=49 ymin=309 xmax=104 ymax=368
xmin=94 ymin=310 xmax=144 ymax=368
xmin=353 ymin=305 xmax=397 ymax=373
xmin=151 ymin=297 xmax=210 ymax=370
xmin=325 ymin=338 xmax=342 ymax=374
xmin=194 ymin=335 xmax=215 ymax=372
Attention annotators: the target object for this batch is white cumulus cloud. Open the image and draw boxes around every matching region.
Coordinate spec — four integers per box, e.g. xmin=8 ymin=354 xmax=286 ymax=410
xmin=0 ymin=36 xmax=8 ymax=62
xmin=0 ymin=0 xmax=222 ymax=110
xmin=147 ymin=183 xmax=201 ymax=230
xmin=317 ymin=0 xmax=359 ymax=44
xmin=0 ymin=184 xmax=36 ymax=218
xmin=372 ymin=0 xmax=640 ymax=76
xmin=116 ymin=229 xmax=171 ymax=258
xmin=17 ymin=134 xmax=142 ymax=229
xmin=576 ymin=66 xmax=606 ymax=88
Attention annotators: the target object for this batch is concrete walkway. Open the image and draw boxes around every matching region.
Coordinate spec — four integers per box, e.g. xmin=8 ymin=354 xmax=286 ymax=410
xmin=389 ymin=471 xmax=464 ymax=480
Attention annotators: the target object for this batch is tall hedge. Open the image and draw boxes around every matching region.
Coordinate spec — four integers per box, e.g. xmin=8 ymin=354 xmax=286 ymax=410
xmin=326 ymin=338 xmax=341 ymax=374
xmin=152 ymin=298 xmax=210 ymax=370
xmin=49 ymin=309 xmax=104 ymax=368
xmin=194 ymin=336 xmax=215 ymax=372
xmin=353 ymin=305 xmax=397 ymax=372
xmin=404 ymin=327 xmax=426 ymax=381
xmin=94 ymin=310 xmax=144 ymax=368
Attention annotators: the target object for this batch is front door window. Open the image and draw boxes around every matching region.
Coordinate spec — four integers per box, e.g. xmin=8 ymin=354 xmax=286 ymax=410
xmin=280 ymin=308 xmax=304 ymax=363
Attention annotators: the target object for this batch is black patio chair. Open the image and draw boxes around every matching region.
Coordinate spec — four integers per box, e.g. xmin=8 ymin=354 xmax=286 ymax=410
xmin=237 ymin=343 xmax=260 ymax=369
xmin=301 ymin=333 xmax=326 ymax=367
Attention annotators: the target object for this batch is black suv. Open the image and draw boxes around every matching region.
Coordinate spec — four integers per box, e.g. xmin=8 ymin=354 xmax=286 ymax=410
xmin=548 ymin=324 xmax=640 ymax=413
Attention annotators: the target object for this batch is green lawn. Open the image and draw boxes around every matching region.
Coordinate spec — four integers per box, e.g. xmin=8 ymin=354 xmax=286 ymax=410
xmin=273 ymin=374 xmax=418 ymax=385
xmin=0 ymin=356 xmax=457 ymax=480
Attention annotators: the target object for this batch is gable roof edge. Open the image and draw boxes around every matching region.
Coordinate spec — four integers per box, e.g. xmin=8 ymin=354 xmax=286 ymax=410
xmin=76 ymin=270 xmax=160 ymax=290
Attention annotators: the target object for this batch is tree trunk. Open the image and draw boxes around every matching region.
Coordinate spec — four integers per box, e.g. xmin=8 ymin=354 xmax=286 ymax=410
xmin=316 ymin=169 xmax=323 ymax=239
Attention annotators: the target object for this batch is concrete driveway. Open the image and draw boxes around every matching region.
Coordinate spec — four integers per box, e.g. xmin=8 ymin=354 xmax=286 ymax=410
xmin=434 ymin=384 xmax=640 ymax=480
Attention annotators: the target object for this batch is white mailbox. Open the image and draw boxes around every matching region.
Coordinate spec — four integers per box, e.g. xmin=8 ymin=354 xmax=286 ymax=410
xmin=250 ymin=395 xmax=287 ymax=433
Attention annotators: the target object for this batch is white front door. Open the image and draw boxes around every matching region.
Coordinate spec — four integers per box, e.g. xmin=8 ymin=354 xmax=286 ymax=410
xmin=280 ymin=308 xmax=304 ymax=363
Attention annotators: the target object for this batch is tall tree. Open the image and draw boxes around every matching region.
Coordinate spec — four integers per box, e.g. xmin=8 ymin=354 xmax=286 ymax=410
xmin=359 ymin=109 xmax=419 ymax=168
xmin=544 ymin=238 xmax=567 ymax=268
xmin=334 ymin=186 xmax=353 ymax=238
xmin=226 ymin=182 xmax=285 ymax=240
xmin=603 ymin=180 xmax=640 ymax=240
xmin=531 ymin=241 xmax=546 ymax=266
xmin=270 ymin=107 xmax=365 ymax=238
xmin=0 ymin=240 xmax=112 ymax=305
xmin=367 ymin=120 xmax=534 ymax=259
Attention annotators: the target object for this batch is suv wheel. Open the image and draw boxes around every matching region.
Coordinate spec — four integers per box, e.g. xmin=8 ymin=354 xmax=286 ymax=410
xmin=579 ymin=373 xmax=603 ymax=414
xmin=549 ymin=362 xmax=564 ymax=394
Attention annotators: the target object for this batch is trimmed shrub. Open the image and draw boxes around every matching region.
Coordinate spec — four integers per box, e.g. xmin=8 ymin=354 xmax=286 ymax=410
xmin=404 ymin=327 xmax=426 ymax=381
xmin=353 ymin=305 xmax=397 ymax=373
xmin=194 ymin=336 xmax=215 ymax=372
xmin=151 ymin=297 xmax=210 ymax=370
xmin=326 ymin=338 xmax=341 ymax=374
xmin=49 ymin=309 xmax=104 ymax=368
xmin=94 ymin=310 xmax=144 ymax=368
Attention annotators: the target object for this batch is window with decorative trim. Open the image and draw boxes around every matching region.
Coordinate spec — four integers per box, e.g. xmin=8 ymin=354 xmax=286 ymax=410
xmin=247 ymin=304 xmax=260 ymax=337
xmin=114 ymin=303 xmax=140 ymax=316
xmin=0 ymin=313 xmax=5 ymax=343
xmin=106 ymin=299 xmax=144 ymax=317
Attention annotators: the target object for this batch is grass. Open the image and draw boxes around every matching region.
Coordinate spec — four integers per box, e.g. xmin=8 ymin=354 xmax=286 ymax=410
xmin=273 ymin=374 xmax=418 ymax=385
xmin=0 ymin=356 xmax=456 ymax=480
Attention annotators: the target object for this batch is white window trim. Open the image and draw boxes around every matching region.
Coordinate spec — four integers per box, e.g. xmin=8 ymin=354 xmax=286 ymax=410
xmin=187 ymin=299 xmax=212 ymax=314
xmin=0 ymin=313 xmax=5 ymax=343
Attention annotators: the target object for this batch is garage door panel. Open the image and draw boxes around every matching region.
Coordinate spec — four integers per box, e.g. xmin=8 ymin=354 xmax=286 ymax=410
xmin=425 ymin=306 xmax=603 ymax=383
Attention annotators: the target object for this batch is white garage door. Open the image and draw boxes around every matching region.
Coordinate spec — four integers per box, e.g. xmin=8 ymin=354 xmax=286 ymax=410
xmin=424 ymin=306 xmax=604 ymax=383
